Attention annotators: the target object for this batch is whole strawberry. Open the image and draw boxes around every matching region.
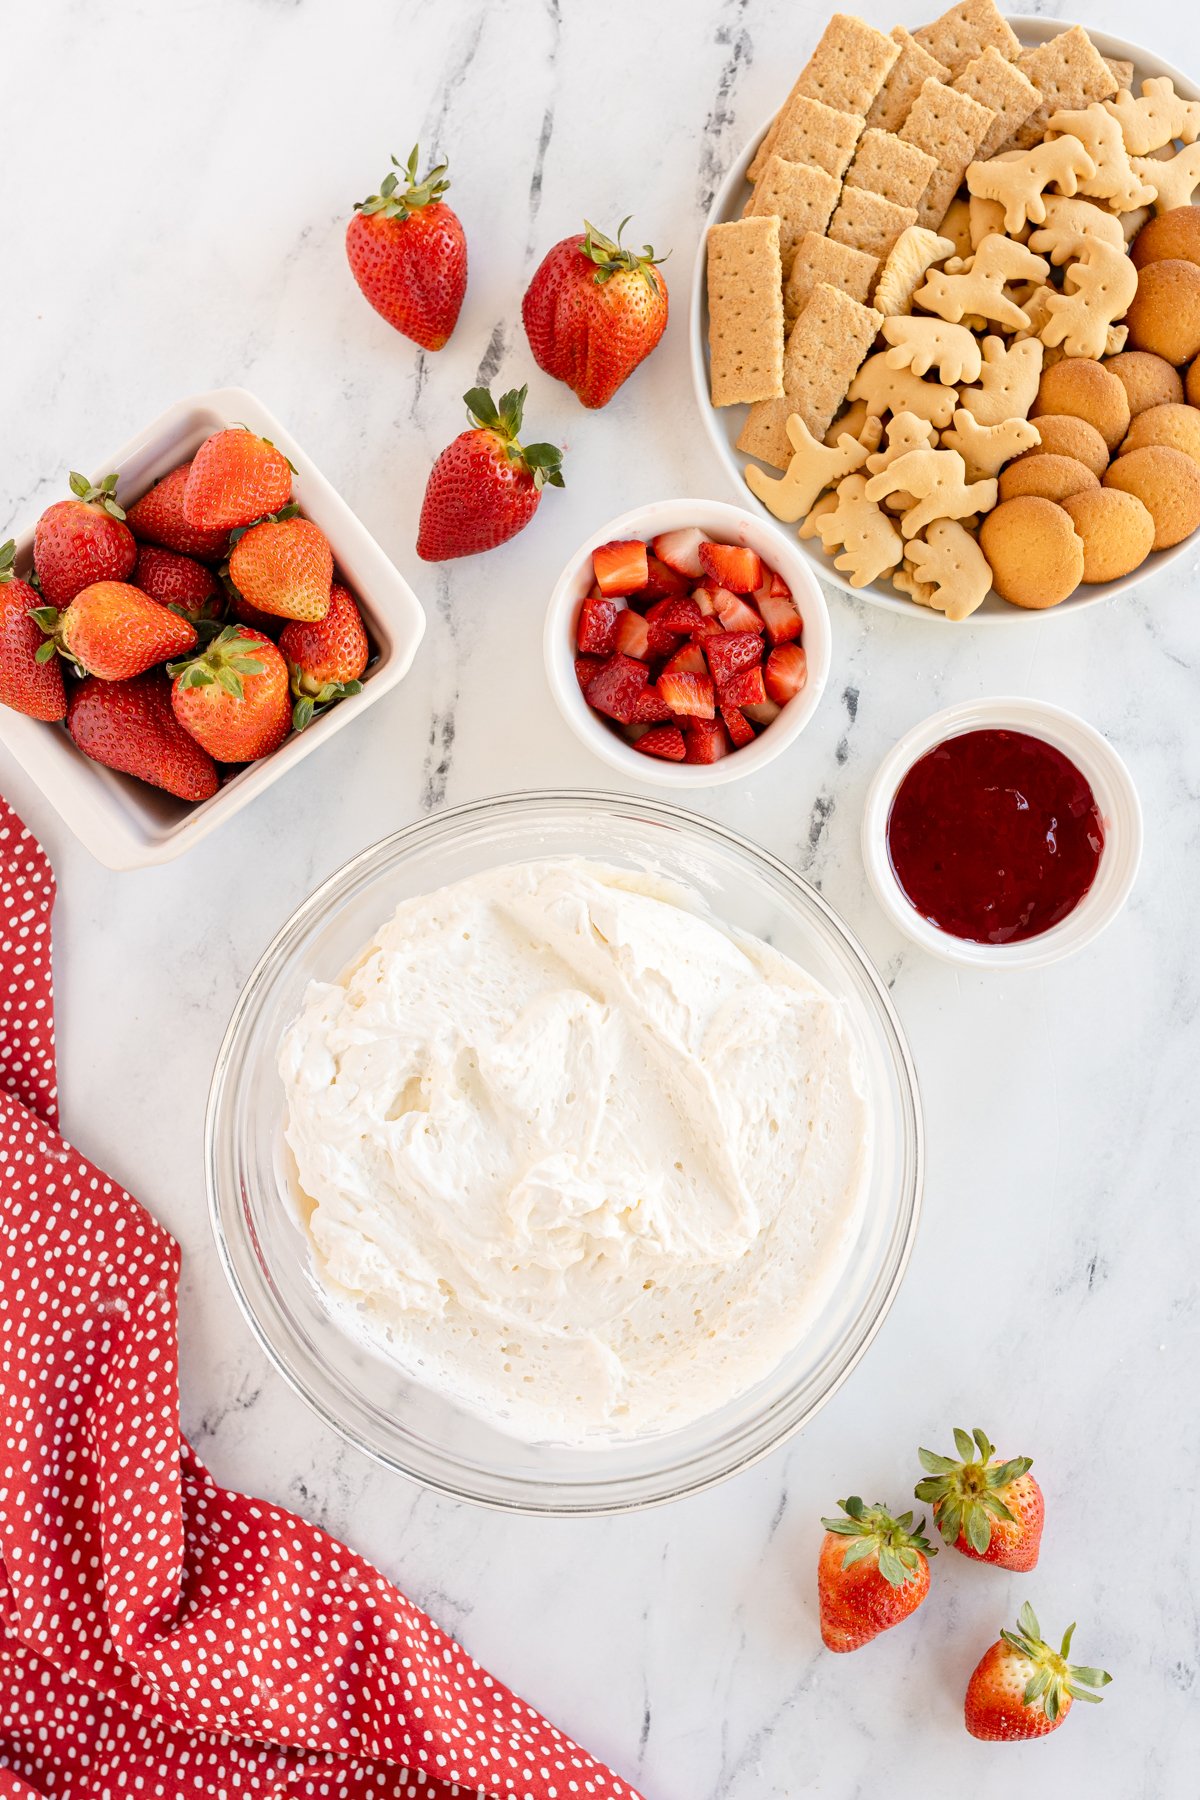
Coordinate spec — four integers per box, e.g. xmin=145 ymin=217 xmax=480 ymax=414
xmin=965 ymin=1603 xmax=1110 ymax=1741
xmin=0 ymin=540 xmax=66 ymax=721
xmin=170 ymin=625 xmax=291 ymax=762
xmin=67 ymin=672 xmax=219 ymax=801
xmin=523 ymin=218 xmax=668 ymax=408
xmin=279 ymin=583 xmax=368 ymax=729
xmin=417 ymin=385 xmax=563 ymax=561
xmin=34 ymin=581 xmax=197 ymax=682
xmin=183 ymin=429 xmax=293 ymax=532
xmin=916 ymin=1427 xmax=1043 ymax=1570
xmin=227 ymin=511 xmax=333 ymax=622
xmin=133 ymin=544 xmax=222 ymax=623
xmin=346 ymin=146 xmax=467 ymax=350
xmin=817 ymin=1496 xmax=935 ymax=1653
xmin=33 ymin=472 xmax=136 ymax=606
xmin=126 ymin=462 xmax=230 ymax=560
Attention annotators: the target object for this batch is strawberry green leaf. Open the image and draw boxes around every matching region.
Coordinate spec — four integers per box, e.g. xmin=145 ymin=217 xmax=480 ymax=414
xmin=0 ymin=539 xmax=16 ymax=580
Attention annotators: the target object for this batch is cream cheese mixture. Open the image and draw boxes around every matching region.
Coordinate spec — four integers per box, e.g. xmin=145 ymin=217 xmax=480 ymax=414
xmin=279 ymin=859 xmax=871 ymax=1444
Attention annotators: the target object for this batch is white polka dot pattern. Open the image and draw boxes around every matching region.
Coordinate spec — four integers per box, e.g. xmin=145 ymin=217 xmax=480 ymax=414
xmin=0 ymin=799 xmax=641 ymax=1800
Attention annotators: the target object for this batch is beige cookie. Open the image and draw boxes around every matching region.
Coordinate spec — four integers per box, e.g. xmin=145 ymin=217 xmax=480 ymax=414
xmin=863 ymin=445 xmax=998 ymax=538
xmin=874 ymin=227 xmax=956 ymax=317
xmin=966 ymin=136 xmax=1096 ymax=234
xmin=865 ymin=411 xmax=938 ymax=474
xmin=1189 ymin=359 xmax=1200 ymax=408
xmin=939 ymin=195 xmax=974 ymax=260
xmin=979 ymin=496 xmax=1085 ymax=607
xmin=1032 ymin=358 xmax=1131 ymax=450
xmin=1013 ymin=413 xmax=1108 ymax=477
xmin=1027 ymin=194 xmax=1128 ymax=266
xmin=913 ymin=234 xmax=1050 ymax=330
xmin=968 ymin=192 xmax=1010 ymax=250
xmin=892 ymin=563 xmax=937 ymax=607
xmin=882 ymin=315 xmax=983 ymax=384
xmin=1039 ymin=238 xmax=1139 ymax=361
xmin=1047 ymin=104 xmax=1158 ymax=214
xmin=1103 ymin=350 xmax=1185 ymax=416
xmin=1119 ymin=402 xmax=1200 ymax=468
xmin=847 ymin=352 xmax=958 ymax=426
xmin=998 ymin=453 xmax=1099 ymax=504
xmin=1061 ymin=487 xmax=1156 ymax=581
xmin=959 ymin=334 xmax=1044 ymax=426
xmin=1132 ymin=207 xmax=1200 ymax=272
xmin=941 ymin=409 xmax=1040 ymax=479
xmin=1132 ymin=144 xmax=1200 ymax=214
xmin=1105 ymin=76 xmax=1200 ymax=156
xmin=1124 ymin=259 xmax=1200 ymax=366
xmin=1103 ymin=443 xmax=1200 ymax=548
xmin=798 ymin=490 xmax=840 ymax=540
xmin=822 ymin=399 xmax=874 ymax=447
xmin=900 ymin=517 xmax=993 ymax=619
xmin=745 ymin=412 xmax=883 ymax=523
xmin=1120 ymin=205 xmax=1154 ymax=247
xmin=805 ymin=472 xmax=904 ymax=585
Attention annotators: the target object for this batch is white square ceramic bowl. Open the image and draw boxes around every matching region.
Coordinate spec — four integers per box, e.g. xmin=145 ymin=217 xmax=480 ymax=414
xmin=0 ymin=388 xmax=425 ymax=869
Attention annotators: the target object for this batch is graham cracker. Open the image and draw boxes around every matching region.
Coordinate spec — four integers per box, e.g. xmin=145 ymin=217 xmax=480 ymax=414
xmin=865 ymin=27 xmax=951 ymax=133
xmin=899 ymin=77 xmax=995 ymax=229
xmin=912 ymin=0 xmax=1021 ymax=79
xmin=953 ymin=46 xmax=1041 ymax=159
xmin=795 ymin=13 xmax=900 ymax=118
xmin=844 ymin=129 xmax=938 ymax=210
xmin=828 ymin=185 xmax=919 ymax=261
xmin=767 ymin=93 xmax=864 ymax=180
xmin=785 ymin=231 xmax=878 ymax=323
xmin=743 ymin=155 xmax=840 ymax=274
xmin=1013 ymin=26 xmax=1118 ymax=149
xmin=706 ymin=216 xmax=785 ymax=407
xmin=1105 ymin=57 xmax=1135 ymax=92
xmin=737 ymin=283 xmax=883 ymax=468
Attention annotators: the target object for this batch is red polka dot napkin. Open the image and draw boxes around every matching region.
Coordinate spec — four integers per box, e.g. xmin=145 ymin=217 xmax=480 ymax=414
xmin=0 ymin=798 xmax=640 ymax=1800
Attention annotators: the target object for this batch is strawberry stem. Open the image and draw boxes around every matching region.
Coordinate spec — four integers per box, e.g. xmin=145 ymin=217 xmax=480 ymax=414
xmin=67 ymin=470 xmax=126 ymax=521
xmin=821 ymin=1496 xmax=935 ymax=1588
xmin=168 ymin=623 xmax=266 ymax=703
xmin=0 ymin=539 xmax=16 ymax=584
xmin=999 ymin=1603 xmax=1112 ymax=1721
xmin=915 ymin=1426 xmax=1032 ymax=1552
xmin=462 ymin=384 xmax=565 ymax=491
xmin=581 ymin=217 xmax=669 ymax=288
xmin=355 ymin=145 xmax=450 ymax=220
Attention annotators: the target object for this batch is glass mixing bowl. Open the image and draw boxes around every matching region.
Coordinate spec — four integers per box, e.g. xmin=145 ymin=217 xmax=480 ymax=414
xmin=207 ymin=792 xmax=923 ymax=1514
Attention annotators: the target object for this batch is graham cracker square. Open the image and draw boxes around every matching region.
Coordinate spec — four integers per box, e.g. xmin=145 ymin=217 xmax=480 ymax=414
xmin=899 ymin=77 xmax=995 ymax=228
xmin=866 ymin=27 xmax=951 ymax=132
xmin=706 ymin=216 xmax=785 ymax=407
xmin=828 ymin=185 xmax=919 ymax=261
xmin=912 ymin=0 xmax=1021 ymax=79
xmin=769 ymin=94 xmax=864 ymax=180
xmin=785 ymin=231 xmax=879 ymax=322
xmin=738 ymin=283 xmax=883 ymax=467
xmin=743 ymin=155 xmax=841 ymax=274
xmin=844 ymin=129 xmax=938 ymax=211
xmin=1013 ymin=26 xmax=1118 ymax=149
xmin=953 ymin=46 xmax=1042 ymax=159
xmin=794 ymin=13 xmax=900 ymax=118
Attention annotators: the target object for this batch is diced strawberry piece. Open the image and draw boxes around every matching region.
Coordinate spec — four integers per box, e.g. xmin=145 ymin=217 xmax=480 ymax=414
xmin=634 ymin=724 xmax=687 ymax=762
xmin=712 ymin=588 xmax=764 ymax=632
xmin=586 ymin=653 xmax=648 ymax=724
xmin=764 ymin=643 xmax=808 ymax=704
xmin=593 ymin=538 xmax=649 ymax=597
xmin=658 ymin=670 xmax=716 ymax=718
xmin=719 ymin=664 xmax=767 ymax=709
xmin=722 ymin=703 xmax=756 ymax=748
xmin=691 ymin=585 xmax=716 ymax=617
xmin=614 ymin=610 xmax=650 ymax=659
xmin=577 ymin=594 xmax=620 ymax=656
xmin=646 ymin=621 xmax=683 ymax=658
xmin=575 ymin=654 xmax=605 ymax=693
xmin=698 ymin=540 xmax=763 ymax=594
xmin=650 ymin=527 xmax=706 ymax=580
xmin=757 ymin=590 xmax=803 ymax=645
xmin=639 ymin=554 xmax=692 ymax=599
xmin=685 ymin=717 xmax=729 ymax=764
xmin=705 ymin=630 xmax=763 ymax=686
xmin=769 ymin=569 xmax=791 ymax=598
xmin=646 ymin=596 xmax=705 ymax=635
xmin=691 ymin=614 xmax=723 ymax=638
xmin=662 ymin=643 xmax=707 ymax=676
xmin=630 ymin=685 xmax=674 ymax=723
xmin=743 ymin=697 xmax=782 ymax=727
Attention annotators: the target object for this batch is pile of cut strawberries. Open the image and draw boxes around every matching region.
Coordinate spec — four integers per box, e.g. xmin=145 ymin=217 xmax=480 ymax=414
xmin=0 ymin=428 xmax=370 ymax=803
xmin=574 ymin=528 xmax=807 ymax=763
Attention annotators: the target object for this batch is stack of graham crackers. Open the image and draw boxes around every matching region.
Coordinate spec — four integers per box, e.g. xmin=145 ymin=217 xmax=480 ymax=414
xmin=707 ymin=1 xmax=1127 ymax=470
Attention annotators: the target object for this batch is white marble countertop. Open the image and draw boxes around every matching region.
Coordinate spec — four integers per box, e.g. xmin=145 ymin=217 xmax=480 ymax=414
xmin=3 ymin=1 xmax=1199 ymax=1793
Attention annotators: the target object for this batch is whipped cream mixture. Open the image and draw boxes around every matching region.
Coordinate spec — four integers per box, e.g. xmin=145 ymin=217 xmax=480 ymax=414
xmin=279 ymin=860 xmax=871 ymax=1443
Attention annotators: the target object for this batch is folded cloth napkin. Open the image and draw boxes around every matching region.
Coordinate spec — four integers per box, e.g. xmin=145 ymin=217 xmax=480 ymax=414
xmin=0 ymin=797 xmax=640 ymax=1800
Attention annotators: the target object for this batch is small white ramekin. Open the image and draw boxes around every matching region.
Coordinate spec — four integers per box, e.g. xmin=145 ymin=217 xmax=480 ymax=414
xmin=861 ymin=697 xmax=1143 ymax=970
xmin=543 ymin=498 xmax=831 ymax=788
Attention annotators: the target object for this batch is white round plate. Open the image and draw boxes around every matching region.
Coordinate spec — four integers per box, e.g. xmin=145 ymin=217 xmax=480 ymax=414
xmin=689 ymin=18 xmax=1200 ymax=622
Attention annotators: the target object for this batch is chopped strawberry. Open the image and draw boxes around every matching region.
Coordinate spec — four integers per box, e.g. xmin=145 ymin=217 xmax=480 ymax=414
xmin=658 ymin=670 xmax=716 ymax=718
xmin=639 ymin=554 xmax=692 ymax=599
xmin=614 ymin=609 xmax=650 ymax=659
xmin=757 ymin=590 xmax=803 ymax=645
xmin=646 ymin=621 xmax=683 ymax=658
xmin=769 ymin=568 xmax=791 ymax=597
xmin=586 ymin=652 xmax=647 ymax=723
xmin=743 ymin=697 xmax=782 ymax=727
xmin=575 ymin=653 xmax=605 ymax=693
xmin=650 ymin=527 xmax=705 ymax=580
xmin=685 ymin=716 xmax=729 ymax=764
xmin=630 ymin=685 xmax=675 ymax=723
xmin=691 ymin=614 xmax=723 ymax=639
xmin=593 ymin=538 xmax=649 ymax=597
xmin=722 ymin=703 xmax=756 ymax=748
xmin=764 ymin=643 xmax=808 ymax=703
xmin=577 ymin=594 xmax=620 ymax=656
xmin=646 ymin=595 xmax=705 ymax=636
xmin=662 ymin=642 xmax=707 ymax=676
xmin=719 ymin=664 xmax=767 ymax=709
xmin=634 ymin=724 xmax=687 ymax=761
xmin=691 ymin=584 xmax=716 ymax=616
xmin=698 ymin=540 xmax=763 ymax=594
xmin=712 ymin=588 xmax=764 ymax=632
xmin=705 ymin=630 xmax=763 ymax=686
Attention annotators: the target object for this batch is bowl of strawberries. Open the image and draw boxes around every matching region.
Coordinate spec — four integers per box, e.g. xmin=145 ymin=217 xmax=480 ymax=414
xmin=545 ymin=499 xmax=831 ymax=785
xmin=0 ymin=388 xmax=425 ymax=869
